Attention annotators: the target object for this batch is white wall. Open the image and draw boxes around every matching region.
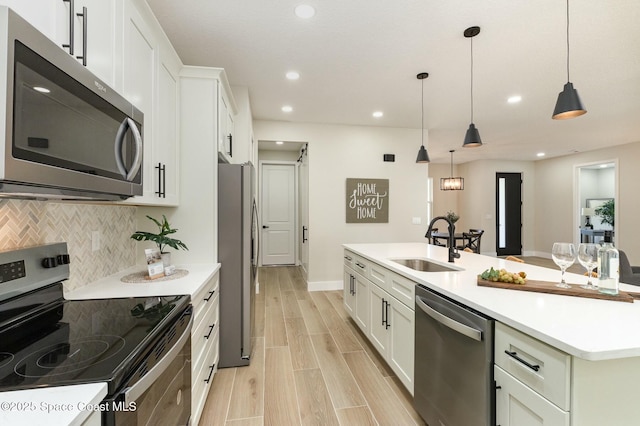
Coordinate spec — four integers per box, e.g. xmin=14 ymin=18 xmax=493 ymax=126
xmin=429 ymin=159 xmax=536 ymax=256
xmin=254 ymin=120 xmax=429 ymax=287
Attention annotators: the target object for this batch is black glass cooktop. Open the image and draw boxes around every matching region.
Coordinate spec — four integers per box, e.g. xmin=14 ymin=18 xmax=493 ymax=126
xmin=0 ymin=293 xmax=189 ymax=393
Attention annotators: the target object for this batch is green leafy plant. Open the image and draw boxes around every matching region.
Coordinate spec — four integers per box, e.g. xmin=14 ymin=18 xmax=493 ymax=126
xmin=445 ymin=210 xmax=460 ymax=224
xmin=131 ymin=215 xmax=188 ymax=253
xmin=595 ymin=199 xmax=615 ymax=227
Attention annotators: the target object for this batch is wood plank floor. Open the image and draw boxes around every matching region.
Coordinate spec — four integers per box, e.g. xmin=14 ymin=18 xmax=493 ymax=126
xmin=199 ymin=266 xmax=424 ymax=426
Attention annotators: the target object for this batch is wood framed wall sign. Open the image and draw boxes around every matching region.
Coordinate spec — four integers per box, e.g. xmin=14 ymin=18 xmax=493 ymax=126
xmin=346 ymin=178 xmax=389 ymax=223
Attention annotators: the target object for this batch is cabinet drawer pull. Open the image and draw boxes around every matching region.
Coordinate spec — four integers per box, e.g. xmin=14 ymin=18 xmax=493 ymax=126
xmin=504 ymin=350 xmax=540 ymax=372
xmin=204 ymin=364 xmax=215 ymax=383
xmin=204 ymin=290 xmax=215 ymax=302
xmin=204 ymin=324 xmax=215 ymax=339
xmin=344 ymin=255 xmax=352 ymax=261
xmin=355 ymin=262 xmax=365 ymax=269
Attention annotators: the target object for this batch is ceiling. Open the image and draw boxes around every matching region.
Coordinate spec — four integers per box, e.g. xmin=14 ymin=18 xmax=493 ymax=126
xmin=146 ymin=0 xmax=640 ymax=164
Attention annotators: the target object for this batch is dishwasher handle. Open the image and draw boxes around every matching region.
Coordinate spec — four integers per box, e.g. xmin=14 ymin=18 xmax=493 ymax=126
xmin=416 ymin=296 xmax=482 ymax=342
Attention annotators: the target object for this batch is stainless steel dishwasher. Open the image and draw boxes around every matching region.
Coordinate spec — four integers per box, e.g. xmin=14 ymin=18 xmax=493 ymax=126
xmin=414 ymin=284 xmax=494 ymax=426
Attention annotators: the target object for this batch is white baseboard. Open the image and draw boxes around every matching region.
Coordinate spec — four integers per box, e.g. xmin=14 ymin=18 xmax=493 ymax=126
xmin=307 ymin=280 xmax=342 ymax=292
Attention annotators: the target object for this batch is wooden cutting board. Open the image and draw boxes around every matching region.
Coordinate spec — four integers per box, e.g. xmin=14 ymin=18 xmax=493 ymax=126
xmin=477 ymin=277 xmax=636 ymax=303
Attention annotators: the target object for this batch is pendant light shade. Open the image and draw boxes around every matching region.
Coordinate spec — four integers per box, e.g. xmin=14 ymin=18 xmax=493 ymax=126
xmin=416 ymin=72 xmax=430 ymax=163
xmin=463 ymin=26 xmax=482 ymax=148
xmin=440 ymin=150 xmax=464 ymax=191
xmin=463 ymin=123 xmax=482 ymax=148
xmin=552 ymin=0 xmax=586 ymax=119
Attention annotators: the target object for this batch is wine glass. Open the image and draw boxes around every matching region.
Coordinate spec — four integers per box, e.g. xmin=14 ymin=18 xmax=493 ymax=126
xmin=551 ymin=243 xmax=576 ymax=288
xmin=578 ymin=243 xmax=599 ymax=290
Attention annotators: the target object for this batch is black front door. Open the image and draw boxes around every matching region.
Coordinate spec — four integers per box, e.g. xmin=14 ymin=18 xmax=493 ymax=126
xmin=496 ymin=173 xmax=522 ymax=256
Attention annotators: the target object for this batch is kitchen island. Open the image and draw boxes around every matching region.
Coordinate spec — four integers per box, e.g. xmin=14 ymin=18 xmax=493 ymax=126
xmin=344 ymin=242 xmax=640 ymax=426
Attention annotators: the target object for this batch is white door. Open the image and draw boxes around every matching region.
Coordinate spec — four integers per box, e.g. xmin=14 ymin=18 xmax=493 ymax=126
xmin=261 ymin=163 xmax=296 ymax=265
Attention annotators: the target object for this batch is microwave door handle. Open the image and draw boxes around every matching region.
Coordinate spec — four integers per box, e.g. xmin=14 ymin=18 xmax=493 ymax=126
xmin=114 ymin=117 xmax=143 ymax=182
xmin=123 ymin=314 xmax=193 ymax=404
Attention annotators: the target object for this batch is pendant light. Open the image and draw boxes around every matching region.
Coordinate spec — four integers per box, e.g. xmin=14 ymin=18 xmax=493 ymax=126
xmin=552 ymin=0 xmax=586 ymax=119
xmin=416 ymin=72 xmax=430 ymax=163
xmin=463 ymin=26 xmax=482 ymax=148
xmin=440 ymin=150 xmax=464 ymax=190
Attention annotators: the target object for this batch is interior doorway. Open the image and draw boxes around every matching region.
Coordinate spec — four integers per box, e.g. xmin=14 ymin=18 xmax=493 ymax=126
xmin=496 ymin=173 xmax=522 ymax=256
xmin=257 ymin=140 xmax=309 ymax=272
xmin=574 ymin=161 xmax=617 ymax=245
xmin=260 ymin=162 xmax=296 ymax=265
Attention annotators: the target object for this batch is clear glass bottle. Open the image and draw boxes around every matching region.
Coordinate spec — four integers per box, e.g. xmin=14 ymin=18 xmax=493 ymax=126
xmin=598 ymin=231 xmax=619 ymax=295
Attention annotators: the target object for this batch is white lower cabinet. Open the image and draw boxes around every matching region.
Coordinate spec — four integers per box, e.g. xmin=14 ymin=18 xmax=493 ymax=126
xmin=342 ymin=249 xmax=414 ymax=395
xmin=495 ymin=366 xmax=570 ymax=426
xmin=190 ymin=271 xmax=220 ymax=426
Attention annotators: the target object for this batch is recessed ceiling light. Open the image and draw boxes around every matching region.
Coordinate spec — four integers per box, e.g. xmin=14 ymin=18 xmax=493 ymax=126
xmin=537 ymin=152 xmax=545 ymax=157
xmin=294 ymin=4 xmax=315 ymax=19
xmin=282 ymin=105 xmax=293 ymax=113
xmin=276 ymin=141 xmax=284 ymax=145
xmin=33 ymin=86 xmax=50 ymax=93
xmin=507 ymin=95 xmax=522 ymax=104
xmin=286 ymin=71 xmax=300 ymax=80
xmin=372 ymin=111 xmax=383 ymax=118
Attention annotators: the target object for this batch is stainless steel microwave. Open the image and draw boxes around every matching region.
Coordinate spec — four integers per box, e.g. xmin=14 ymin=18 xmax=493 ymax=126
xmin=0 ymin=7 xmax=143 ymax=201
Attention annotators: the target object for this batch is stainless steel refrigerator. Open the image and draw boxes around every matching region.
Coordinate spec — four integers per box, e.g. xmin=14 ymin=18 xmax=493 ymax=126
xmin=218 ymin=162 xmax=258 ymax=367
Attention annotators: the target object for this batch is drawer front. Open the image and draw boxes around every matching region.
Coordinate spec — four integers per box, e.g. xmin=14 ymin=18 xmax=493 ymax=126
xmin=344 ymin=250 xmax=355 ymax=269
xmin=368 ymin=261 xmax=390 ymax=292
xmin=495 ymin=366 xmax=570 ymax=426
xmin=495 ymin=322 xmax=571 ymax=410
xmin=192 ymin=292 xmax=219 ymax=368
xmin=387 ymin=271 xmax=415 ymax=308
xmin=352 ymin=255 xmax=369 ymax=277
xmin=192 ymin=327 xmax=219 ymax=426
xmin=193 ymin=274 xmax=220 ymax=325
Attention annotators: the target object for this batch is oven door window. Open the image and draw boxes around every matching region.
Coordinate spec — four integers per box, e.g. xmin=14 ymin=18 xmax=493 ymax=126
xmin=12 ymin=41 xmax=141 ymax=184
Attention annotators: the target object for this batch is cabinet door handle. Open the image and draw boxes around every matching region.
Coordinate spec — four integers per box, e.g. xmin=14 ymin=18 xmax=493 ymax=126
xmin=381 ymin=298 xmax=386 ymax=326
xmin=155 ymin=163 xmax=166 ymax=198
xmin=504 ymin=350 xmax=540 ymax=372
xmin=227 ymin=134 xmax=233 ymax=156
xmin=204 ymin=290 xmax=215 ymax=302
xmin=384 ymin=300 xmax=390 ymax=329
xmin=62 ymin=0 xmax=75 ymax=55
xmin=351 ymin=275 xmax=356 ymax=296
xmin=76 ymin=6 xmax=87 ymax=66
xmin=302 ymin=226 xmax=308 ymax=243
xmin=204 ymin=324 xmax=215 ymax=339
xmin=204 ymin=364 xmax=216 ymax=383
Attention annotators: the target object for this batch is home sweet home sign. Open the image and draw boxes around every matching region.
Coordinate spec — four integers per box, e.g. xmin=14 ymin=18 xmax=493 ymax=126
xmin=346 ymin=178 xmax=389 ymax=223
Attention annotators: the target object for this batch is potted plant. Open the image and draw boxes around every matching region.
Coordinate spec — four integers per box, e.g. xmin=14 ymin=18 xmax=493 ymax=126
xmin=595 ymin=199 xmax=614 ymax=227
xmin=131 ymin=215 xmax=188 ymax=267
xmin=445 ymin=210 xmax=460 ymax=224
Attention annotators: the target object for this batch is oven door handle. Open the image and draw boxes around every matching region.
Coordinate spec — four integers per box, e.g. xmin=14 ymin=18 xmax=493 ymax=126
xmin=123 ymin=314 xmax=193 ymax=404
xmin=416 ymin=296 xmax=482 ymax=342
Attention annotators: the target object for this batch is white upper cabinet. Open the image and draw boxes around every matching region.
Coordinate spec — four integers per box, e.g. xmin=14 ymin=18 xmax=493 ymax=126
xmin=218 ymin=86 xmax=237 ymax=164
xmin=0 ymin=0 xmax=66 ymax=45
xmin=120 ymin=0 xmax=181 ymax=206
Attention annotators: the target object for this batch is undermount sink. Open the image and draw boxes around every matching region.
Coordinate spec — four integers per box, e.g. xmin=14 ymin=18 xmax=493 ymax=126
xmin=391 ymin=258 xmax=463 ymax=273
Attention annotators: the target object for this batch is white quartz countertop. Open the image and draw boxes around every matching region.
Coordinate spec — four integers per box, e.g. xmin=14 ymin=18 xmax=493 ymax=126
xmin=65 ymin=263 xmax=220 ymax=300
xmin=344 ymin=242 xmax=640 ymax=361
xmin=0 ymin=383 xmax=107 ymax=426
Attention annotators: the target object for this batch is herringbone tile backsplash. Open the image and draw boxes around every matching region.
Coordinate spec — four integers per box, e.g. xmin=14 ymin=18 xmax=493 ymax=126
xmin=0 ymin=199 xmax=136 ymax=292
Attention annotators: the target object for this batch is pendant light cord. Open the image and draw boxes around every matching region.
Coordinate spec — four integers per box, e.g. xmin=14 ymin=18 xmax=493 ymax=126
xmin=421 ymin=77 xmax=425 ymax=147
xmin=566 ymin=0 xmax=571 ymax=81
xmin=450 ymin=151 xmax=454 ymax=176
xmin=470 ymin=36 xmax=474 ymax=124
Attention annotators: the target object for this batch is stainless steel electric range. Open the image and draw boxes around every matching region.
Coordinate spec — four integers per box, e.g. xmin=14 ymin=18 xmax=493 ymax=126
xmin=0 ymin=243 xmax=192 ymax=425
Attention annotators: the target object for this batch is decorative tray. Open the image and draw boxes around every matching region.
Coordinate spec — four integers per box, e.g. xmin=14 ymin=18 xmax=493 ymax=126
xmin=477 ymin=277 xmax=637 ymax=303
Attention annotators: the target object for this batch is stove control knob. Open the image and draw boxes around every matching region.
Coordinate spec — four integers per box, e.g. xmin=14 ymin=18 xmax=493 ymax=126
xmin=42 ymin=257 xmax=58 ymax=268
xmin=57 ymin=254 xmax=71 ymax=265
